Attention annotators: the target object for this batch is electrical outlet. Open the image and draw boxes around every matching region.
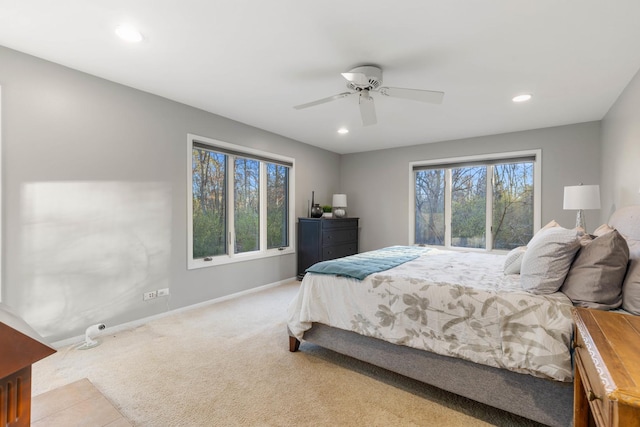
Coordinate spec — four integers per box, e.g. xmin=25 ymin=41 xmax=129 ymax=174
xmin=143 ymin=291 xmax=157 ymax=301
xmin=157 ymin=288 xmax=170 ymax=297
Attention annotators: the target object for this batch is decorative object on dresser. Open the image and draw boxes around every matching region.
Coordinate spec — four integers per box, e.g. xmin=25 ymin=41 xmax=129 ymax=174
xmin=332 ymin=194 xmax=347 ymax=218
xmin=322 ymin=205 xmax=333 ymax=218
xmin=310 ymin=204 xmax=323 ymax=218
xmin=563 ymin=183 xmax=601 ymax=231
xmin=572 ymin=307 xmax=640 ymax=427
xmin=296 ymin=217 xmax=358 ymax=280
xmin=309 ymin=191 xmax=323 ymax=218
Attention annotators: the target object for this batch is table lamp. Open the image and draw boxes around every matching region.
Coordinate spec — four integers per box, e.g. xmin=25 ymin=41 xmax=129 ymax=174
xmin=563 ymin=184 xmax=600 ymax=232
xmin=332 ymin=194 xmax=347 ymax=218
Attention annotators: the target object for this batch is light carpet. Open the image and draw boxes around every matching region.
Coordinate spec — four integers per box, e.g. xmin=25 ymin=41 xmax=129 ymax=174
xmin=32 ymin=280 xmax=543 ymax=426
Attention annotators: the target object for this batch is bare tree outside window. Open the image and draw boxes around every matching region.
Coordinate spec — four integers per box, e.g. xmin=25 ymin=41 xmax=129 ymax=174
xmin=191 ymin=143 xmax=292 ymax=262
xmin=492 ymin=162 xmax=534 ymax=249
xmin=451 ymin=166 xmax=486 ymax=249
xmin=234 ymin=158 xmax=260 ymax=254
xmin=267 ymin=164 xmax=288 ymax=249
xmin=192 ymin=149 xmax=227 ymax=258
xmin=414 ymin=158 xmax=535 ymax=250
xmin=415 ymin=169 xmax=445 ymax=245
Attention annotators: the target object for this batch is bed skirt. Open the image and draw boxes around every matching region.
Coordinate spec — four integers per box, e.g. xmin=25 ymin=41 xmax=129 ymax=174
xmin=290 ymin=323 xmax=573 ymax=427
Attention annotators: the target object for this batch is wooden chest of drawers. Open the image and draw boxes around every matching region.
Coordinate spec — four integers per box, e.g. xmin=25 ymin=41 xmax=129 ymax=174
xmin=573 ymin=307 xmax=640 ymax=427
xmin=296 ymin=217 xmax=359 ymax=280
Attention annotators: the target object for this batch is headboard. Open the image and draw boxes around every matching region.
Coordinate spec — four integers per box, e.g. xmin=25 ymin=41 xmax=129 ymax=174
xmin=607 ymin=205 xmax=640 ymax=315
xmin=609 ymin=205 xmax=640 ymax=241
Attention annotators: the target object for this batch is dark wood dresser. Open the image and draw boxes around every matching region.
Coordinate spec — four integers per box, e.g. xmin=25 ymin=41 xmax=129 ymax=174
xmin=296 ymin=217 xmax=359 ymax=280
xmin=573 ymin=307 xmax=640 ymax=427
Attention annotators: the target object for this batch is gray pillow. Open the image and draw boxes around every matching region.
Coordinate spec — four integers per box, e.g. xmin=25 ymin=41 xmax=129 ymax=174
xmin=560 ymin=230 xmax=629 ymax=309
xmin=504 ymin=246 xmax=526 ymax=275
xmin=521 ymin=227 xmax=581 ymax=294
xmin=622 ymin=238 xmax=640 ymax=315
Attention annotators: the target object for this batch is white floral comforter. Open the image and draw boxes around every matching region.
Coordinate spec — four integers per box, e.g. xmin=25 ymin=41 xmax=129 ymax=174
xmin=287 ymin=247 xmax=575 ymax=382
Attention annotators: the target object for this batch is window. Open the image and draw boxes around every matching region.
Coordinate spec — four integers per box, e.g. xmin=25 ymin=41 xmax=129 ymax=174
xmin=411 ymin=150 xmax=540 ymax=251
xmin=188 ymin=134 xmax=294 ymax=268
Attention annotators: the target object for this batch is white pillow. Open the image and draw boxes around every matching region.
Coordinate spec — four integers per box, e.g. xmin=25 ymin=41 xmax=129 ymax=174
xmin=520 ymin=227 xmax=581 ymax=294
xmin=504 ymin=246 xmax=527 ymax=275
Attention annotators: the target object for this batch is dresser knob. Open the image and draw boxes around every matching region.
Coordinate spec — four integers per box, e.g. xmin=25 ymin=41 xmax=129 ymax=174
xmin=572 ymin=341 xmax=582 ymax=349
xmin=588 ymin=390 xmax=600 ymax=401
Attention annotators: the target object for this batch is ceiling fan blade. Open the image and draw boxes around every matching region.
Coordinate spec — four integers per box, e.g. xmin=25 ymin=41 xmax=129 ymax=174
xmin=341 ymin=72 xmax=369 ymax=86
xmin=359 ymin=90 xmax=377 ymax=126
xmin=379 ymin=87 xmax=444 ymax=104
xmin=294 ymin=92 xmax=353 ymax=109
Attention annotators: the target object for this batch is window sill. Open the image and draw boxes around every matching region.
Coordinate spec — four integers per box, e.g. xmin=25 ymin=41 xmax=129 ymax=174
xmin=188 ymin=247 xmax=295 ymax=270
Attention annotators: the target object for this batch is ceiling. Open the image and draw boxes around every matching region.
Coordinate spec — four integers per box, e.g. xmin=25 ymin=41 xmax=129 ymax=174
xmin=1 ymin=1 xmax=640 ymax=155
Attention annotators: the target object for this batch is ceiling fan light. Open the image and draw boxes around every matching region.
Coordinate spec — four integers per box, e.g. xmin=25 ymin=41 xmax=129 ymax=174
xmin=512 ymin=94 xmax=532 ymax=103
xmin=115 ymin=24 xmax=143 ymax=43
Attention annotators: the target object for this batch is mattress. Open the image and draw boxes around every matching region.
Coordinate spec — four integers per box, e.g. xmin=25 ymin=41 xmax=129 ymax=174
xmin=287 ymin=247 xmax=575 ymax=381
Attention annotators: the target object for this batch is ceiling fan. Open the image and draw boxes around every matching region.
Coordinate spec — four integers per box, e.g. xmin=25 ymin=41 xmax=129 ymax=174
xmin=294 ymin=65 xmax=444 ymax=126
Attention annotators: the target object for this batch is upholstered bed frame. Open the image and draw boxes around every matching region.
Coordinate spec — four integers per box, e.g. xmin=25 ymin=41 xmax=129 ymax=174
xmin=289 ymin=325 xmax=572 ymax=426
xmin=289 ymin=205 xmax=640 ymax=427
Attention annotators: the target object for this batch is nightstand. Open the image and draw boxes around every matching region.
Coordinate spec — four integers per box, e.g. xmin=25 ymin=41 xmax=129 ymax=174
xmin=572 ymin=307 xmax=640 ymax=427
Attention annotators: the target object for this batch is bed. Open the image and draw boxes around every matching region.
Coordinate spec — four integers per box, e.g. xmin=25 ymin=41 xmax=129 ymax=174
xmin=287 ymin=205 xmax=640 ymax=427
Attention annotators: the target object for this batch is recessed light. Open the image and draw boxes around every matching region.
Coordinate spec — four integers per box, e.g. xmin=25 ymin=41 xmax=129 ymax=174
xmin=512 ymin=94 xmax=532 ymax=103
xmin=337 ymin=128 xmax=349 ymax=134
xmin=115 ymin=24 xmax=143 ymax=43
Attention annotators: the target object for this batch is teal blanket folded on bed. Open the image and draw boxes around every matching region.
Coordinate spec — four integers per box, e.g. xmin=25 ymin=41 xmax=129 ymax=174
xmin=305 ymin=245 xmax=432 ymax=280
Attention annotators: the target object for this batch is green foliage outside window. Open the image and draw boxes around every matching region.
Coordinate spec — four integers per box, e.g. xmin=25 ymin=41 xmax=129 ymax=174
xmin=267 ymin=164 xmax=288 ymax=249
xmin=192 ymin=146 xmax=289 ymax=259
xmin=415 ymin=169 xmax=445 ymax=245
xmin=492 ymin=163 xmax=534 ymax=249
xmin=415 ymin=160 xmax=534 ymax=250
xmin=192 ymin=149 xmax=226 ymax=258
xmin=451 ymin=166 xmax=486 ymax=248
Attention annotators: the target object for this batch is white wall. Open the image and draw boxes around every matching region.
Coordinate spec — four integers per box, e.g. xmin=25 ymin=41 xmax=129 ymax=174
xmin=0 ymin=45 xmax=340 ymax=342
xmin=341 ymin=122 xmax=601 ymax=252
xmin=601 ymin=67 xmax=640 ymax=220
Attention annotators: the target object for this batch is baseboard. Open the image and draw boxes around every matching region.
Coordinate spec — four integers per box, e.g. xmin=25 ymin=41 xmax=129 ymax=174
xmin=52 ymin=277 xmax=296 ymax=348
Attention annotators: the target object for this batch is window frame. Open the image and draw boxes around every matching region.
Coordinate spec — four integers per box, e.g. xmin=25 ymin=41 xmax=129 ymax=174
xmin=0 ymin=86 xmax=2 ymax=301
xmin=408 ymin=149 xmax=541 ymax=251
xmin=187 ymin=133 xmax=295 ymax=269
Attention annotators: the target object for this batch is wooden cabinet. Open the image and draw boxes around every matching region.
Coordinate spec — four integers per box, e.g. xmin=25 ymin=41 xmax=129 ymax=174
xmin=297 ymin=217 xmax=359 ymax=280
xmin=572 ymin=307 xmax=640 ymax=427
xmin=1 ymin=303 xmax=56 ymax=426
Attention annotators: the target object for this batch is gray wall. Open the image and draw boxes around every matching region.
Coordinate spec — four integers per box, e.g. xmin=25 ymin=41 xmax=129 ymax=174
xmin=0 ymin=43 xmax=613 ymax=343
xmin=601 ymin=67 xmax=640 ymax=220
xmin=341 ymin=122 xmax=601 ymax=252
xmin=0 ymin=45 xmax=340 ymax=342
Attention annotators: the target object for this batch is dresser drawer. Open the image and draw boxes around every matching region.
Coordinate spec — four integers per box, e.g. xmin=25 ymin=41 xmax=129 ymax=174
xmin=575 ymin=346 xmax=610 ymax=426
xmin=323 ymin=229 xmax=358 ymax=246
xmin=572 ymin=308 xmax=640 ymax=427
xmin=321 ymin=218 xmax=358 ymax=230
xmin=322 ymin=242 xmax=357 ymax=260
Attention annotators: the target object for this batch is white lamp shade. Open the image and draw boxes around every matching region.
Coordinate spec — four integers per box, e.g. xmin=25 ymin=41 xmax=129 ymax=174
xmin=563 ymin=185 xmax=601 ymax=210
xmin=332 ymin=194 xmax=347 ymax=207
